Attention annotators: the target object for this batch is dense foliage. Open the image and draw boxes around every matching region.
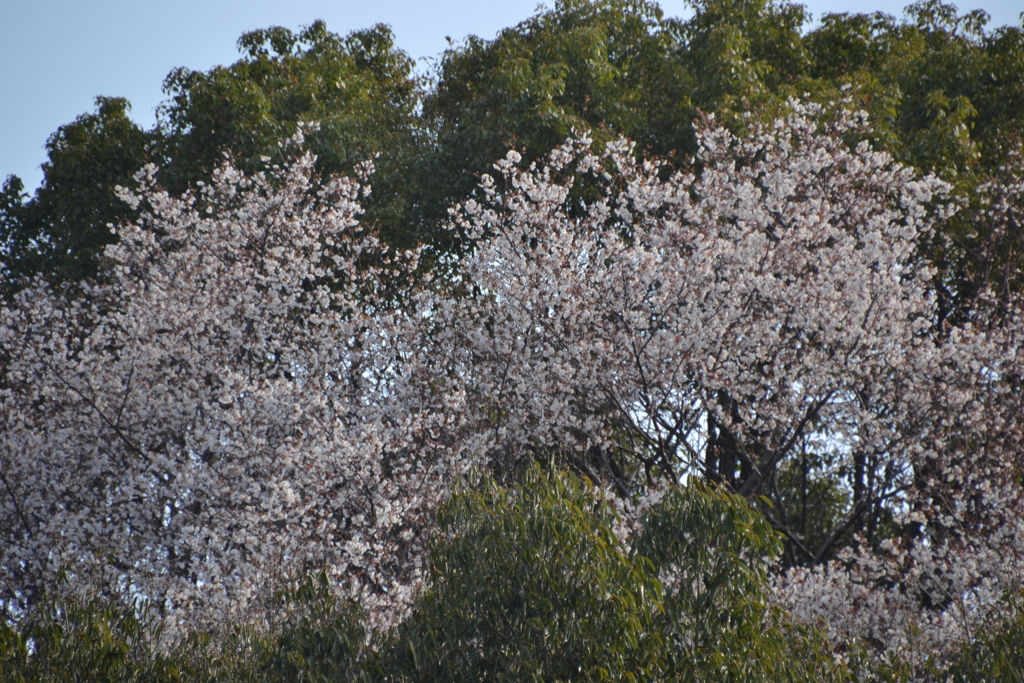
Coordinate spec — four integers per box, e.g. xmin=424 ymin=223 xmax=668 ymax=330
xmin=378 ymin=468 xmax=851 ymax=682
xmin=2 ymin=1 xmax=1024 ymax=681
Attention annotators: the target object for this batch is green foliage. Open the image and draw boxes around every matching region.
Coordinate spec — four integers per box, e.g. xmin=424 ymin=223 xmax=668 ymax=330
xmin=157 ymin=573 xmax=366 ymax=683
xmin=0 ymin=175 xmax=29 ymax=282
xmin=380 ymin=468 xmax=848 ymax=682
xmin=0 ymin=97 xmax=152 ymax=290
xmin=762 ymin=451 xmax=854 ymax=566
xmin=815 ymin=0 xmax=1022 ymax=179
xmin=258 ymin=572 xmax=367 ymax=683
xmin=632 ymin=482 xmax=847 ymax=682
xmin=0 ymin=590 xmax=176 ymax=683
xmin=381 ymin=467 xmax=665 ymax=682
xmin=157 ymin=21 xmax=424 ymax=248
xmin=674 ymin=0 xmax=810 ymax=117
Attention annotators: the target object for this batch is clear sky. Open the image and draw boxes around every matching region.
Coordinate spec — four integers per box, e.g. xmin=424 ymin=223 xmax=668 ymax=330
xmin=2 ymin=0 xmax=1021 ymax=193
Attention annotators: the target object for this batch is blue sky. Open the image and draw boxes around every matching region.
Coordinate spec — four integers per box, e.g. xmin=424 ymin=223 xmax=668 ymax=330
xmin=2 ymin=0 xmax=1021 ymax=193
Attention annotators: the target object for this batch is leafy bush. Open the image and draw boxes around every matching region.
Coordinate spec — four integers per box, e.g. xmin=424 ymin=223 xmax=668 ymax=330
xmin=633 ymin=483 xmax=847 ymax=682
xmin=380 ymin=467 xmax=849 ymax=682
xmin=381 ymin=467 xmax=663 ymax=682
xmin=0 ymin=590 xmax=175 ymax=683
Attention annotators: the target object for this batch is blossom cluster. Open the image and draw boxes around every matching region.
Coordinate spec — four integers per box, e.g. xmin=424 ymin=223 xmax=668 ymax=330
xmin=0 ymin=143 xmax=477 ymax=630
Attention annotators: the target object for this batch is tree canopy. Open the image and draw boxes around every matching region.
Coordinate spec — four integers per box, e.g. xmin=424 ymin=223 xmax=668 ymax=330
xmin=5 ymin=0 xmax=1022 ymax=297
xmin=0 ymin=97 xmax=153 ymax=286
xmin=2 ymin=2 xmax=1024 ymax=681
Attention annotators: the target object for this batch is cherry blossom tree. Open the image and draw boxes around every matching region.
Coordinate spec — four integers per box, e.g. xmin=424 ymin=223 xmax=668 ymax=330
xmin=0 ymin=136 xmax=476 ymax=630
xmin=436 ymin=101 xmax=1024 ymax=671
